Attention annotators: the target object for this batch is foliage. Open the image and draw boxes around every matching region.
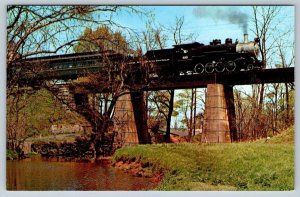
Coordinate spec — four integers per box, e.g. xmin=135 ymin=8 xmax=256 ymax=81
xmin=7 ymin=6 xmax=131 ymax=62
xmin=30 ymin=137 xmax=93 ymax=158
xmin=71 ymin=21 xmax=153 ymax=156
xmin=7 ymin=88 xmax=86 ymax=154
xmin=148 ymin=91 xmax=178 ymax=124
xmin=6 ymin=149 xmax=19 ymax=160
xmin=7 ymin=5 xmax=151 ymax=157
xmin=113 ymin=140 xmax=294 ymax=190
xmin=241 ymin=6 xmax=295 ymax=141
xmin=234 ymin=86 xmax=294 ymax=141
xmin=8 ymin=89 xmax=84 ymax=135
xmin=174 ymin=89 xmax=205 ymax=130
xmin=73 ymin=26 xmax=129 ymax=53
xmin=175 ymin=90 xmax=192 ymax=128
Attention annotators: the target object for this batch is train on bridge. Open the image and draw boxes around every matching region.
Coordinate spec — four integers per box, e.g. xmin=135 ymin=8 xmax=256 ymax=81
xmin=146 ymin=34 xmax=262 ymax=76
xmin=15 ymin=34 xmax=263 ymax=80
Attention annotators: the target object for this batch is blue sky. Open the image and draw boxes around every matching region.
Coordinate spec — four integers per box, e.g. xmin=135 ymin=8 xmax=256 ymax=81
xmin=109 ymin=5 xmax=294 ymax=49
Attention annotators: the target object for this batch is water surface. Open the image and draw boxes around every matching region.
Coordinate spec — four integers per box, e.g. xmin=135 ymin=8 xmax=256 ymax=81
xmin=7 ymin=157 xmax=157 ymax=191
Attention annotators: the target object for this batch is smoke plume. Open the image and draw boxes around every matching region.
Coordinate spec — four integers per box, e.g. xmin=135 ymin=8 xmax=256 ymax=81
xmin=193 ymin=6 xmax=248 ymax=33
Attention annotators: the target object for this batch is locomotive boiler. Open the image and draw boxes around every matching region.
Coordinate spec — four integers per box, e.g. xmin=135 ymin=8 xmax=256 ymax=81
xmin=145 ymin=34 xmax=262 ymax=76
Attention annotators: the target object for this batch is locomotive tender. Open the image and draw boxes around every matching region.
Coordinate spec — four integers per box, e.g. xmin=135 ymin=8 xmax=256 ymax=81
xmin=145 ymin=34 xmax=262 ymax=76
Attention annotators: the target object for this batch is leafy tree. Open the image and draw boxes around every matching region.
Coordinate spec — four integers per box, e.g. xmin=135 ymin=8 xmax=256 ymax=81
xmin=7 ymin=88 xmax=85 ymax=157
xmin=174 ymin=89 xmax=205 ymax=139
xmin=73 ymin=26 xmax=129 ymax=54
xmin=71 ymin=24 xmax=153 ymax=156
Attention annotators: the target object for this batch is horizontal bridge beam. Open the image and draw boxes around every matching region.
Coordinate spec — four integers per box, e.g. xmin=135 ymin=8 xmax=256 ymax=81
xmin=146 ymin=67 xmax=294 ymax=90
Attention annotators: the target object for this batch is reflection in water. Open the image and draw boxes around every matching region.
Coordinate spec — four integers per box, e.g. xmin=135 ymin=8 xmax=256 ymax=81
xmin=7 ymin=157 xmax=157 ymax=191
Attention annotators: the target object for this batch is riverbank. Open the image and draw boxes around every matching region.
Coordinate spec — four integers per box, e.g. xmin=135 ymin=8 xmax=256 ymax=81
xmin=112 ymin=156 xmax=164 ymax=185
xmin=112 ymin=142 xmax=294 ymax=190
xmin=112 ymin=126 xmax=294 ymax=191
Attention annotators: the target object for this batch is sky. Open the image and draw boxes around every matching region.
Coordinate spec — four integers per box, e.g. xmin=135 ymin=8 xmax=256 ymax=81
xmin=109 ymin=6 xmax=294 ymax=51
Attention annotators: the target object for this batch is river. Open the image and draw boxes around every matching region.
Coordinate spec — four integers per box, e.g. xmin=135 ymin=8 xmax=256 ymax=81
xmin=6 ymin=157 xmax=157 ymax=191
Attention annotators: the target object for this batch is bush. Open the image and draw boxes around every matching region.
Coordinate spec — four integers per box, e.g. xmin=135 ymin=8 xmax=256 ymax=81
xmin=7 ymin=149 xmax=19 ymax=160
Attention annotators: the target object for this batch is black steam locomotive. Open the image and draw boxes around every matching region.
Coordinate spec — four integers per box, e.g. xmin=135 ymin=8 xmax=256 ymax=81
xmin=145 ymin=34 xmax=262 ymax=76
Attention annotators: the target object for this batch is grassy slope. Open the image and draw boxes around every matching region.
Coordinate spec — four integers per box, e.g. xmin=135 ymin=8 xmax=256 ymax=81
xmin=113 ymin=128 xmax=294 ymax=191
xmin=7 ymin=89 xmax=87 ymax=157
xmin=255 ymin=126 xmax=294 ymax=144
xmin=8 ymin=88 xmax=86 ymax=137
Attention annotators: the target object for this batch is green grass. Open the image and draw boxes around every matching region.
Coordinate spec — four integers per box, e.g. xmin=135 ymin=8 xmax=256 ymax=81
xmin=113 ymin=142 xmax=294 ymax=191
xmin=255 ymin=126 xmax=294 ymax=144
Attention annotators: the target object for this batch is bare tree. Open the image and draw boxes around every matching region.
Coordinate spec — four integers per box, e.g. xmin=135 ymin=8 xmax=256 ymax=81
xmin=7 ymin=5 xmax=145 ymax=94
xmin=144 ymin=16 xmax=197 ymax=142
xmin=251 ymin=6 xmax=292 ymax=111
xmin=275 ymin=38 xmax=295 ymax=127
xmin=7 ymin=5 xmax=149 ymax=156
xmin=231 ymin=6 xmax=297 ymax=140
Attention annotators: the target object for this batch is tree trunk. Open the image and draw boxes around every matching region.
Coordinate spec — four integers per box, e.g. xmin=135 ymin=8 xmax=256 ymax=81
xmin=193 ymin=89 xmax=197 ymax=136
xmin=188 ymin=89 xmax=195 ymax=141
xmin=258 ymin=84 xmax=265 ymax=111
xmin=165 ymin=90 xmax=175 ymax=143
xmin=285 ymin=83 xmax=290 ymax=126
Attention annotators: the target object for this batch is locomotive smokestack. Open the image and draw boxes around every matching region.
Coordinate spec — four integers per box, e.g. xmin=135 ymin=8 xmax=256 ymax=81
xmin=244 ymin=34 xmax=248 ymax=43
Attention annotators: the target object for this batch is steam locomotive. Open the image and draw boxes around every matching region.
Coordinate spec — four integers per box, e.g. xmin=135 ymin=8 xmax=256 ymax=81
xmin=145 ymin=34 xmax=262 ymax=76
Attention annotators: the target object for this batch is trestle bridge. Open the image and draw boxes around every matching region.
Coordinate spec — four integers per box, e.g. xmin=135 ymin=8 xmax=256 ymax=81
xmin=14 ymin=51 xmax=294 ymax=144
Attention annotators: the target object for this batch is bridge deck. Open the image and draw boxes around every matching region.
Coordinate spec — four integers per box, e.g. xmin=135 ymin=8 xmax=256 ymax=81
xmin=147 ymin=67 xmax=294 ymax=90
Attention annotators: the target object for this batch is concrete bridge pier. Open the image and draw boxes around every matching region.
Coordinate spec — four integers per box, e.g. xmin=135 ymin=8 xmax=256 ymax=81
xmin=114 ymin=91 xmax=151 ymax=146
xmin=114 ymin=93 xmax=139 ymax=146
xmin=201 ymin=84 xmax=237 ymax=143
xmin=65 ymin=86 xmax=151 ymax=147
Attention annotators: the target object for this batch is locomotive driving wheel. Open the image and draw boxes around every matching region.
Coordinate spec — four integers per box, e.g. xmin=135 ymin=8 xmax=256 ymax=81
xmin=194 ymin=63 xmax=204 ymax=74
xmin=247 ymin=64 xmax=254 ymax=71
xmin=205 ymin=62 xmax=214 ymax=73
xmin=226 ymin=60 xmax=236 ymax=72
xmin=215 ymin=61 xmax=226 ymax=73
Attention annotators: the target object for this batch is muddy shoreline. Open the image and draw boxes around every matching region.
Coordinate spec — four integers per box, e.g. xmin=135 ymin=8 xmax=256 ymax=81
xmin=112 ymin=157 xmax=164 ymax=187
